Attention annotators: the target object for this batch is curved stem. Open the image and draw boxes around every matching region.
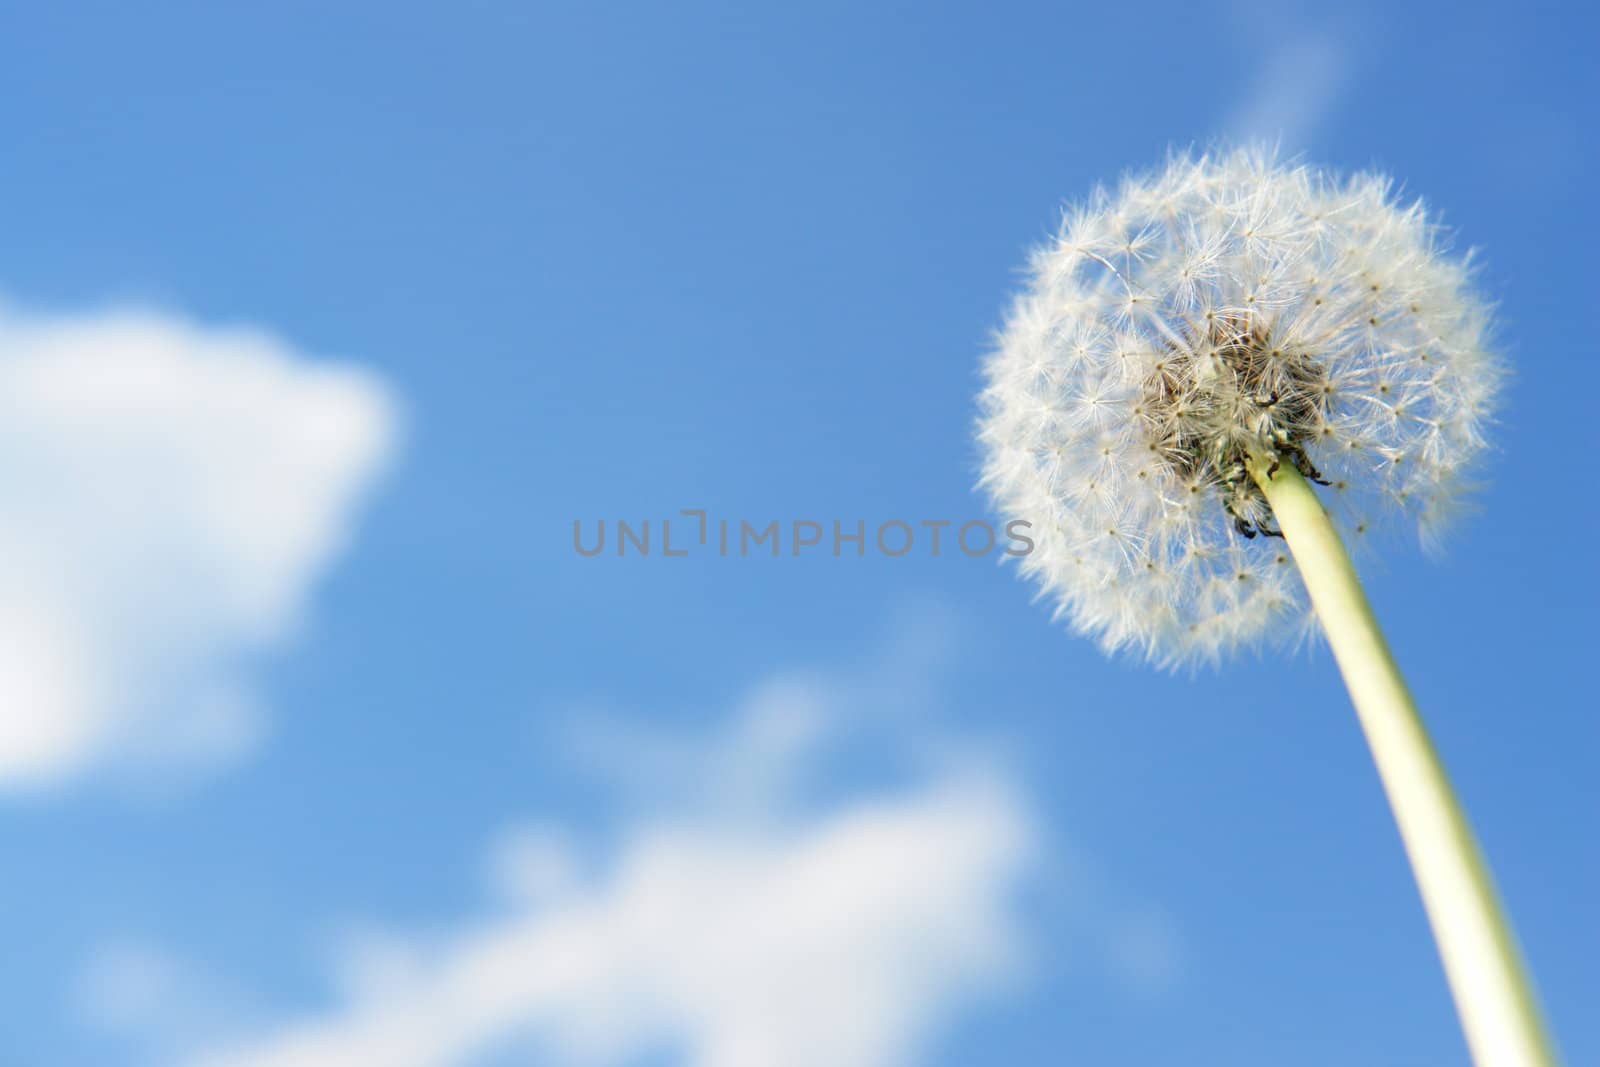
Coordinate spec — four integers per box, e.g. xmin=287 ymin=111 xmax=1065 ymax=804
xmin=1249 ymin=456 xmax=1558 ymax=1067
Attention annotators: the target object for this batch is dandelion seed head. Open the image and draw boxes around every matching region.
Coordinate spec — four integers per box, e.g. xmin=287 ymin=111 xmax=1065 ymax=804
xmin=978 ymin=148 xmax=1503 ymax=666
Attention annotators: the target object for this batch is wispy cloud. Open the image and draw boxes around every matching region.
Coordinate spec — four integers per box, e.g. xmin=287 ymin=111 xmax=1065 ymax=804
xmin=1222 ymin=27 xmax=1351 ymax=148
xmin=93 ymin=627 xmax=1036 ymax=1067
xmin=77 ymin=939 xmax=266 ymax=1063
xmin=0 ymin=304 xmax=397 ymax=791
xmin=192 ymin=780 xmax=1028 ymax=1067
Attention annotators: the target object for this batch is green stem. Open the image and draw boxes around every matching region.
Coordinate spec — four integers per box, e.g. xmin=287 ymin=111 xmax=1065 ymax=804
xmin=1249 ymin=455 xmax=1558 ymax=1067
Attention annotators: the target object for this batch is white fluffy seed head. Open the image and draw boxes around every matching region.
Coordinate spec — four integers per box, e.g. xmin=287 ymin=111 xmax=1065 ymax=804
xmin=978 ymin=148 xmax=1504 ymax=667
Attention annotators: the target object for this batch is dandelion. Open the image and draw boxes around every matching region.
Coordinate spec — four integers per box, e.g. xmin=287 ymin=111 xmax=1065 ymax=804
xmin=978 ymin=148 xmax=1556 ymax=1066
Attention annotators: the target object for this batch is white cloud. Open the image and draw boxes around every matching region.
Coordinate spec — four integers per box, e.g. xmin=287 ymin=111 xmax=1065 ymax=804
xmin=483 ymin=823 xmax=583 ymax=905
xmin=165 ymin=657 xmax=1036 ymax=1067
xmin=0 ymin=304 xmax=397 ymax=790
xmin=560 ymin=672 xmax=835 ymax=819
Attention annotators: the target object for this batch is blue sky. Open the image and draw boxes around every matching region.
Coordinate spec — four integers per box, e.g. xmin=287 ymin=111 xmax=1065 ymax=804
xmin=0 ymin=1 xmax=1595 ymax=1064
